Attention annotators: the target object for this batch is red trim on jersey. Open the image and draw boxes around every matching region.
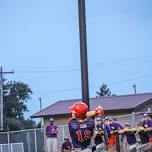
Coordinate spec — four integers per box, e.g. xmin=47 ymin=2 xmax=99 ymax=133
xmin=67 ymin=117 xmax=73 ymax=124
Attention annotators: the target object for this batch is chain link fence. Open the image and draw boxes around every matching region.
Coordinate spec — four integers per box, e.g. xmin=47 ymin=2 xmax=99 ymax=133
xmin=0 ymin=126 xmax=69 ymax=152
xmin=0 ymin=112 xmax=150 ymax=152
xmin=114 ymin=111 xmax=148 ymax=127
xmin=0 ymin=128 xmax=44 ymax=152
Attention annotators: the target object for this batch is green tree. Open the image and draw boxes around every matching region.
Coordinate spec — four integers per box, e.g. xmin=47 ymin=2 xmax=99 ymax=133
xmin=22 ymin=118 xmax=36 ymax=129
xmin=96 ymin=83 xmax=112 ymax=97
xmin=3 ymin=81 xmax=35 ymax=130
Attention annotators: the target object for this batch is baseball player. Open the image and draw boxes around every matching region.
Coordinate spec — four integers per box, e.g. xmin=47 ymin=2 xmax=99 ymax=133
xmin=108 ymin=116 xmax=123 ymax=152
xmin=68 ymin=102 xmax=104 ymax=152
xmin=61 ymin=137 xmax=73 ymax=152
xmin=93 ymin=116 xmax=111 ymax=152
xmin=142 ymin=113 xmax=152 ymax=143
xmin=45 ymin=118 xmax=58 ymax=152
xmin=136 ymin=113 xmax=152 ymax=151
xmin=119 ymin=123 xmax=138 ymax=152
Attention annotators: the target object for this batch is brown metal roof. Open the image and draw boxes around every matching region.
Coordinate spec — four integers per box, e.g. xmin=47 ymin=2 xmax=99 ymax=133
xmin=31 ymin=92 xmax=152 ymax=118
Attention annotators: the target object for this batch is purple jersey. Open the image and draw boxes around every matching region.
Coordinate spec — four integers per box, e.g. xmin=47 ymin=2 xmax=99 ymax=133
xmin=45 ymin=125 xmax=58 ymax=138
xmin=115 ymin=121 xmax=124 ymax=129
xmin=95 ymin=123 xmax=111 ymax=134
xmin=109 ymin=122 xmax=120 ymax=131
xmin=62 ymin=141 xmax=72 ymax=150
xmin=143 ymin=119 xmax=152 ymax=128
xmin=68 ymin=117 xmax=94 ymax=149
xmin=143 ymin=119 xmax=152 ymax=138
xmin=94 ymin=123 xmax=111 ymax=145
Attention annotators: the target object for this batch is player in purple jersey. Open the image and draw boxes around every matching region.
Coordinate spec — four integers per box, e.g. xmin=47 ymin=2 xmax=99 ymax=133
xmin=119 ymin=123 xmax=138 ymax=152
xmin=45 ymin=118 xmax=59 ymax=152
xmin=68 ymin=102 xmax=104 ymax=152
xmin=113 ymin=117 xmax=124 ymax=130
xmin=142 ymin=113 xmax=152 ymax=142
xmin=136 ymin=113 xmax=152 ymax=151
xmin=135 ymin=122 xmax=150 ymax=152
xmin=108 ymin=116 xmax=123 ymax=152
xmin=93 ymin=116 xmax=111 ymax=151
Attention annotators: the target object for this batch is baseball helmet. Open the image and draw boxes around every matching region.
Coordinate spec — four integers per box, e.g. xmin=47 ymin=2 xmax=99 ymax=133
xmin=69 ymin=102 xmax=88 ymax=118
xmin=48 ymin=118 xmax=54 ymax=122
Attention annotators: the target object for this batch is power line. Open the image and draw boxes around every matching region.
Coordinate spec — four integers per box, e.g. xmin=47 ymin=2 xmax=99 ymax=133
xmin=4 ymin=73 xmax=152 ymax=95
xmin=6 ymin=55 xmax=152 ymax=74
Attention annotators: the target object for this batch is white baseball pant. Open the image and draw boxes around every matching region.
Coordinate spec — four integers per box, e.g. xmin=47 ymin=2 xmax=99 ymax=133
xmin=47 ymin=137 xmax=57 ymax=152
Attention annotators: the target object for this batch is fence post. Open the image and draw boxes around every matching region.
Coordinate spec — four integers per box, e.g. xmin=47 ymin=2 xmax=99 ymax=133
xmin=0 ymin=144 xmax=2 ymax=152
xmin=34 ymin=129 xmax=37 ymax=152
xmin=10 ymin=144 xmax=13 ymax=152
xmin=7 ymin=132 xmax=11 ymax=152
xmin=62 ymin=126 xmax=65 ymax=142
xmin=132 ymin=112 xmax=135 ymax=127
xmin=7 ymin=131 xmax=10 ymax=144
xmin=26 ymin=131 xmax=31 ymax=152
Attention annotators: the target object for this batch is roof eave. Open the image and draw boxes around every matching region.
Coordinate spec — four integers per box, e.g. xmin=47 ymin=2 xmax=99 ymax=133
xmin=31 ymin=108 xmax=134 ymax=118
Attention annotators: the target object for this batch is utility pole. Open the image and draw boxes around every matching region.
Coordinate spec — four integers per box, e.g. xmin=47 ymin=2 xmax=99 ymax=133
xmin=133 ymin=84 xmax=137 ymax=94
xmin=38 ymin=97 xmax=43 ymax=128
xmin=0 ymin=66 xmax=14 ymax=131
xmin=78 ymin=0 xmax=90 ymax=109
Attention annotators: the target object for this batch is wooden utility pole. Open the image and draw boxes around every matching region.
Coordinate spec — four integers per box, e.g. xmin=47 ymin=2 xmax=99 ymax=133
xmin=0 ymin=66 xmax=14 ymax=131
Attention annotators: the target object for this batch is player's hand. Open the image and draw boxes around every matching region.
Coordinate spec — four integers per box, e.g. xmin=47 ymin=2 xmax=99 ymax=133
xmin=119 ymin=129 xmax=124 ymax=134
xmin=95 ymin=105 xmax=104 ymax=116
xmin=138 ymin=127 xmax=144 ymax=132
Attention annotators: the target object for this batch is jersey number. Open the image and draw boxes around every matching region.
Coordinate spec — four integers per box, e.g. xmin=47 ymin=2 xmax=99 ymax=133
xmin=76 ymin=130 xmax=91 ymax=142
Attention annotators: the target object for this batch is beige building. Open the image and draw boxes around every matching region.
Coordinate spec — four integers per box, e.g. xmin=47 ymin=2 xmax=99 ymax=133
xmin=31 ymin=92 xmax=152 ymax=127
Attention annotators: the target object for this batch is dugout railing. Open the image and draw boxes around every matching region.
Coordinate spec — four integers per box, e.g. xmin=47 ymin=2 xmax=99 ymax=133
xmin=0 ymin=143 xmax=24 ymax=152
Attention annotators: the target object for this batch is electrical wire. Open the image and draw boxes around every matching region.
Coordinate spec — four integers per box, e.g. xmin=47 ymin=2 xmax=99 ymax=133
xmin=3 ymin=55 xmax=152 ymax=74
xmin=4 ymin=73 xmax=152 ymax=95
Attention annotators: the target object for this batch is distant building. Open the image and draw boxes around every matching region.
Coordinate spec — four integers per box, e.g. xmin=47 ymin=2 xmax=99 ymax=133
xmin=31 ymin=92 xmax=152 ymax=127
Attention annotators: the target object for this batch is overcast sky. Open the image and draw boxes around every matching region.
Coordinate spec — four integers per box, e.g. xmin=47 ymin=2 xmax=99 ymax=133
xmin=0 ymin=0 xmax=152 ymax=118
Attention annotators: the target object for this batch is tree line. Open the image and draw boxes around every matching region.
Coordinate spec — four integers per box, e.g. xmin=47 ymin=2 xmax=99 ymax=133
xmin=3 ymin=81 xmax=40 ymax=131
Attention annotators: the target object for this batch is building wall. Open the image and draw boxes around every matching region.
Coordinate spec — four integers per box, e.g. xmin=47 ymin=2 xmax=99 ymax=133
xmin=135 ymin=101 xmax=152 ymax=112
xmin=43 ymin=111 xmax=131 ymax=127
xmin=44 ymin=115 xmax=70 ymax=127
